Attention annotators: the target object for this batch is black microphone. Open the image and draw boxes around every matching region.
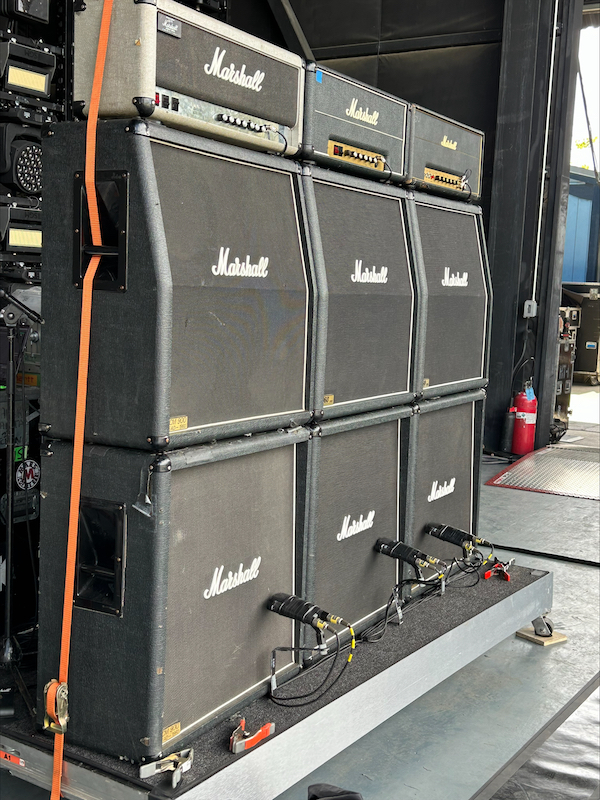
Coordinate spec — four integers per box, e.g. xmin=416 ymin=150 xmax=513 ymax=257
xmin=374 ymin=538 xmax=447 ymax=571
xmin=425 ymin=524 xmax=492 ymax=549
xmin=268 ymin=594 xmax=329 ymax=629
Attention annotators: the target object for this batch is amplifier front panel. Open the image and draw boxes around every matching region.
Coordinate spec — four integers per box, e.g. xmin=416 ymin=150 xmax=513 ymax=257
xmin=151 ymin=139 xmax=310 ymax=438
xmin=163 ymin=445 xmax=296 ymax=746
xmin=311 ymin=420 xmax=400 ymax=631
xmin=312 ymin=178 xmax=415 ymax=412
xmin=415 ymin=200 xmax=488 ymax=393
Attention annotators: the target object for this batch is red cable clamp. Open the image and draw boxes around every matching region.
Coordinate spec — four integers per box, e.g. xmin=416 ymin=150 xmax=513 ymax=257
xmin=484 ymin=558 xmax=514 ymax=581
xmin=229 ymin=718 xmax=275 ymax=754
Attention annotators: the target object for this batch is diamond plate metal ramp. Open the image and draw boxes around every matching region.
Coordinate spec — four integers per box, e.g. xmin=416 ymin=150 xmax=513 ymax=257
xmin=486 ymin=447 xmax=600 ymax=501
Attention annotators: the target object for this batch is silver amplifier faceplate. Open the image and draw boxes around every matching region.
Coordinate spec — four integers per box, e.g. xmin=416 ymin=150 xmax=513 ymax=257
xmin=153 ymin=87 xmax=296 ymax=155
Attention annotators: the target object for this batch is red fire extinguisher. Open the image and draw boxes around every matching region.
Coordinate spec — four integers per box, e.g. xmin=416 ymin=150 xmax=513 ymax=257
xmin=512 ymin=381 xmax=537 ymax=455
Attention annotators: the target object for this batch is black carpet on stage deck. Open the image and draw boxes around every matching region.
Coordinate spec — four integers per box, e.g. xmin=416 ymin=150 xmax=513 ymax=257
xmin=0 ymin=565 xmax=546 ymax=799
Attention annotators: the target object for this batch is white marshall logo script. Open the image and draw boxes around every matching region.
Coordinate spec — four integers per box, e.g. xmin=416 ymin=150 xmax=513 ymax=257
xmin=204 ymin=46 xmax=265 ymax=93
xmin=351 ymin=259 xmax=388 ymax=284
xmin=212 ymin=246 xmax=269 ymax=278
xmin=440 ymin=135 xmax=458 ymax=150
xmin=337 ymin=511 xmax=375 ymax=541
xmin=427 ymin=479 xmax=456 ymax=502
xmin=346 ymin=98 xmax=379 ymax=126
xmin=203 ymin=557 xmax=261 ymax=599
xmin=441 ymin=267 xmax=468 ymax=287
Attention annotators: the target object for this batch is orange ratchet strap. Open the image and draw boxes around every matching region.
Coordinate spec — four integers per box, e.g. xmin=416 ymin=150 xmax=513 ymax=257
xmin=45 ymin=1 xmax=114 ymax=797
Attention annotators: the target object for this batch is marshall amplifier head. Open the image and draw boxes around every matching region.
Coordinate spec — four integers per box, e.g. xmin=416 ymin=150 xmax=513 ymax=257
xmin=407 ymin=194 xmax=491 ymax=399
xmin=37 ymin=427 xmax=310 ymax=762
xmin=305 ymin=167 xmax=420 ymax=419
xmin=403 ymin=390 xmax=485 ymax=597
xmin=301 ymin=64 xmax=409 ymax=183
xmin=304 ymin=406 xmax=413 ymax=637
xmin=73 ymin=0 xmax=304 ymax=156
xmin=407 ymin=105 xmax=484 ymax=202
xmin=41 ymin=120 xmax=314 ymax=450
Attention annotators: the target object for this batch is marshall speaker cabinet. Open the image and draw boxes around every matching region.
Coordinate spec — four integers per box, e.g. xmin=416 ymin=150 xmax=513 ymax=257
xmin=407 ymin=105 xmax=484 ymax=202
xmin=37 ymin=426 xmax=310 ymax=762
xmin=73 ymin=0 xmax=304 ymax=155
xmin=407 ymin=194 xmax=491 ymax=399
xmin=301 ymin=64 xmax=409 ymax=183
xmin=303 ymin=406 xmax=413 ymax=636
xmin=304 ymin=167 xmax=420 ymax=418
xmin=403 ymin=389 xmax=485 ymax=595
xmin=40 ymin=120 xmax=314 ymax=450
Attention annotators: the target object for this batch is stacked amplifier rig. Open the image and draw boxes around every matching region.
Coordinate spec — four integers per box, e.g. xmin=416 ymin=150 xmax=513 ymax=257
xmin=32 ymin=0 xmax=493 ymax=769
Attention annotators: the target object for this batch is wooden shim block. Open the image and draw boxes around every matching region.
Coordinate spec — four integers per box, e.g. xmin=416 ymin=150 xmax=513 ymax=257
xmin=516 ymin=626 xmax=568 ymax=646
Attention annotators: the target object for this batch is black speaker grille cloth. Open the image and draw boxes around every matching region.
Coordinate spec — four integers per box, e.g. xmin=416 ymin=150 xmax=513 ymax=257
xmin=313 ymin=422 xmax=398 ymax=626
xmin=156 ymin=25 xmax=299 ymax=127
xmin=164 ymin=447 xmax=295 ymax=734
xmin=152 ymin=141 xmax=308 ymax=429
xmin=416 ymin=204 xmax=486 ymax=388
xmin=411 ymin=403 xmax=474 ymax=562
xmin=314 ymin=181 xmax=413 ymax=404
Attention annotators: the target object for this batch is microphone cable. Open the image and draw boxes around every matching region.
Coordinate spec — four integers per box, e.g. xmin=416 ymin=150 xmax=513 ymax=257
xmin=267 ymin=594 xmax=356 ymax=707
